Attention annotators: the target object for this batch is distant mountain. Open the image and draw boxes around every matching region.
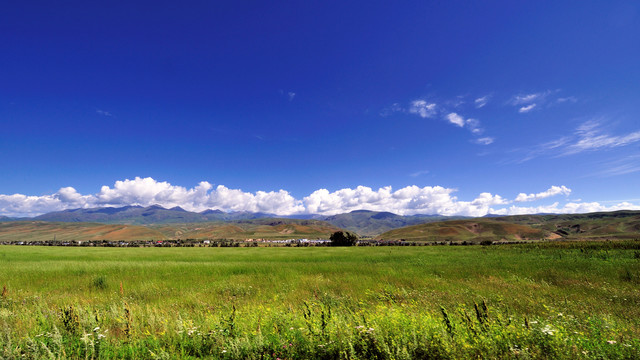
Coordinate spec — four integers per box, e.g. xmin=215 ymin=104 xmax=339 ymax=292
xmin=31 ymin=205 xmax=254 ymax=224
xmin=4 ymin=207 xmax=640 ymax=240
xmin=19 ymin=206 xmax=467 ymax=235
xmin=322 ymin=210 xmax=468 ymax=236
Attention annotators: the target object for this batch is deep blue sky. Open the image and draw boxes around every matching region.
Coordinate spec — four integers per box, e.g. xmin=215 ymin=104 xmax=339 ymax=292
xmin=1 ymin=1 xmax=639 ymax=216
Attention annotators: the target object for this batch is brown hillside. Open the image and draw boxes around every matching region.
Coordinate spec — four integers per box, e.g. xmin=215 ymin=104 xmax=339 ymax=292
xmin=376 ymin=219 xmax=548 ymax=242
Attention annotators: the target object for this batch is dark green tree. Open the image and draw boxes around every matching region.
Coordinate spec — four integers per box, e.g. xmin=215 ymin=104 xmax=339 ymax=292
xmin=329 ymin=231 xmax=358 ymax=246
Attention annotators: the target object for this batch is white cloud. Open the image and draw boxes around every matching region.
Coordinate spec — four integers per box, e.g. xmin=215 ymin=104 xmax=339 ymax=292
xmin=518 ymin=104 xmax=537 ymax=113
xmin=557 ymin=96 xmax=577 ymax=103
xmin=445 ymin=113 xmax=465 ymax=127
xmin=494 ymin=201 xmax=640 ymax=216
xmin=96 ymin=109 xmax=112 ymax=116
xmin=564 ymin=120 xmax=640 ymax=155
xmin=515 ymin=185 xmax=571 ymax=202
xmin=380 ymin=102 xmax=404 ymax=117
xmin=1 ymin=178 xmax=637 ymax=218
xmin=303 ymin=185 xmax=507 ymax=217
xmin=594 ymin=155 xmax=640 ymax=177
xmin=475 ymin=95 xmax=490 ymax=108
xmin=409 ymin=170 xmax=429 ymax=177
xmin=288 ymin=92 xmax=296 ymax=101
xmin=443 ymin=113 xmax=493 ymax=143
xmin=409 ymin=100 xmax=437 ymax=118
xmin=514 ymin=120 xmax=640 ymax=162
xmin=475 ymin=137 xmax=494 ymax=145
xmin=465 ymin=118 xmax=483 ymax=134
xmin=511 ymin=90 xmax=552 ymax=105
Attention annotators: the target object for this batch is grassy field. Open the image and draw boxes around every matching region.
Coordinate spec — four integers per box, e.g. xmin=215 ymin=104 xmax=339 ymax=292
xmin=1 ymin=242 xmax=639 ymax=359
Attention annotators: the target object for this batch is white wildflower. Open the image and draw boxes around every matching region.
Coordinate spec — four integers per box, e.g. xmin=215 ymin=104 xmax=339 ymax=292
xmin=541 ymin=325 xmax=555 ymax=336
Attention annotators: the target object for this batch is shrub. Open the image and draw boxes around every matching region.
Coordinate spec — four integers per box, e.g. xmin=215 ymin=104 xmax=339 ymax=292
xmin=329 ymin=231 xmax=358 ymax=246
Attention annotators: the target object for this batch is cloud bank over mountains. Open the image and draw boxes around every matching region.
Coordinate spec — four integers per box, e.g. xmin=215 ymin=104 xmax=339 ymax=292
xmin=1 ymin=177 xmax=638 ymax=218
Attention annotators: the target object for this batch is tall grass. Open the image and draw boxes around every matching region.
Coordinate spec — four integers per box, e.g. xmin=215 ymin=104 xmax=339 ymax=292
xmin=0 ymin=243 xmax=639 ymax=358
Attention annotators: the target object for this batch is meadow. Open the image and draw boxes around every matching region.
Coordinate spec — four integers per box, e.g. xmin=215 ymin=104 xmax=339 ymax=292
xmin=1 ymin=242 xmax=639 ymax=359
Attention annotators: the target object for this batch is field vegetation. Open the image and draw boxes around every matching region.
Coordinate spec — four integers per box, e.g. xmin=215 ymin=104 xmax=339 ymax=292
xmin=1 ymin=242 xmax=639 ymax=359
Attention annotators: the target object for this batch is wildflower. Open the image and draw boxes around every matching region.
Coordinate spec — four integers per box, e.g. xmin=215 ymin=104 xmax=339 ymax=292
xmin=355 ymin=325 xmax=364 ymax=329
xmin=541 ymin=325 xmax=555 ymax=336
xmin=607 ymin=340 xmax=617 ymax=344
xmin=222 ymin=350 xmax=227 ymax=353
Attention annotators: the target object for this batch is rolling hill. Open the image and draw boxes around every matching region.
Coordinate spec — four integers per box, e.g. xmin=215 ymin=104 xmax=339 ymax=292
xmin=0 ymin=218 xmax=342 ymax=243
xmin=491 ymin=210 xmax=640 ymax=240
xmin=377 ymin=210 xmax=640 ymax=242
xmin=0 ymin=221 xmax=167 ymax=242
xmin=376 ymin=219 xmax=547 ymax=242
xmin=323 ymin=210 xmax=468 ymax=236
xmin=149 ymin=219 xmax=342 ymax=240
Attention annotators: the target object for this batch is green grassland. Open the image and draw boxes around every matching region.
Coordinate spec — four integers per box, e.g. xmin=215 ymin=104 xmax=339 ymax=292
xmin=1 ymin=243 xmax=639 ymax=359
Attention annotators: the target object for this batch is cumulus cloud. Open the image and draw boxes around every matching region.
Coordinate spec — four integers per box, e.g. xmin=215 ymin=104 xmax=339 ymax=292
xmin=303 ymin=185 xmax=507 ymax=217
xmin=1 ymin=177 xmax=637 ymax=218
xmin=515 ymin=185 xmax=571 ymax=202
xmin=409 ymin=100 xmax=437 ymax=118
xmin=492 ymin=201 xmax=640 ymax=216
xmin=0 ymin=177 xmax=304 ymax=217
xmin=445 ymin=113 xmax=465 ymax=127
xmin=387 ymin=98 xmax=492 ymax=143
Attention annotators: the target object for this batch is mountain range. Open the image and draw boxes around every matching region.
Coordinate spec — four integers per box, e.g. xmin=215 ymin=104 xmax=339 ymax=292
xmin=1 ymin=206 xmax=469 ymax=236
xmin=1 ymin=206 xmax=639 ymax=242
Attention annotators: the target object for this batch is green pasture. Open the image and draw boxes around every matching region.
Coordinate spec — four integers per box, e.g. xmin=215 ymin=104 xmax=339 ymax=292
xmin=1 ymin=243 xmax=639 ymax=359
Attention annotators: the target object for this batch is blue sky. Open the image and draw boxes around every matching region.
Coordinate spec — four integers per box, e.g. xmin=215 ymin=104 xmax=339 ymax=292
xmin=1 ymin=1 xmax=639 ymax=217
